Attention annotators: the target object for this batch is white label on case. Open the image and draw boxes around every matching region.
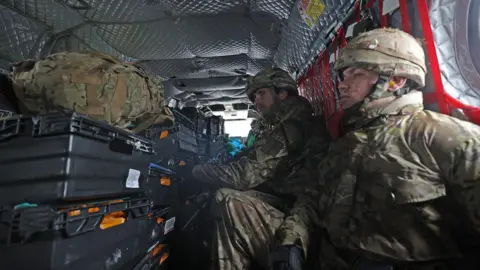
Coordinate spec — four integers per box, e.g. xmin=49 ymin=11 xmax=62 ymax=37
xmin=164 ymin=217 xmax=176 ymax=235
xmin=126 ymin=169 xmax=140 ymax=188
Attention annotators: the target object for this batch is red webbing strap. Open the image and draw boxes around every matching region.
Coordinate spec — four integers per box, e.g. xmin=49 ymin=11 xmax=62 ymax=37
xmin=366 ymin=0 xmax=376 ymax=8
xmin=424 ymin=92 xmax=480 ymax=124
xmin=310 ymin=59 xmax=321 ymax=115
xmin=324 ymin=55 xmax=333 ymax=116
xmin=316 ymin=59 xmax=325 ymax=115
xmin=335 ymin=26 xmax=347 ymax=112
xmin=328 ymin=28 xmax=346 ymax=139
xmin=398 ymin=0 xmax=411 ymax=34
xmin=355 ymin=2 xmax=361 ymax=22
xmin=444 ymin=95 xmax=480 ymax=124
xmin=339 ymin=27 xmax=347 ymax=48
xmin=326 ymin=34 xmax=337 ymax=112
xmin=416 ymin=0 xmax=449 ymax=115
xmin=378 ymin=0 xmax=388 ymax=27
xmin=301 ymin=75 xmax=307 ymax=97
xmin=324 ymin=55 xmax=333 ymax=117
xmin=307 ymin=66 xmax=318 ymax=113
xmin=304 ymin=68 xmax=311 ymax=102
xmin=318 ymin=51 xmax=329 ymax=117
xmin=297 ymin=75 xmax=305 ymax=97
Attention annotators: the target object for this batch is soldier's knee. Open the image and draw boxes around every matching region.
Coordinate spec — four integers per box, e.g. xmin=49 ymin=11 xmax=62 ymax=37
xmin=212 ymin=188 xmax=236 ymax=217
xmin=213 ymin=188 xmax=249 ymax=217
xmin=192 ymin=164 xmax=204 ymax=179
xmin=215 ymin=188 xmax=241 ymax=203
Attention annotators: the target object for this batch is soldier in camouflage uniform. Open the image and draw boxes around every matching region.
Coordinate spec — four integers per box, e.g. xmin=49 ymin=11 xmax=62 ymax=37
xmin=305 ymin=28 xmax=480 ymax=269
xmin=230 ymin=118 xmax=267 ymax=161
xmin=192 ymin=68 xmax=329 ymax=270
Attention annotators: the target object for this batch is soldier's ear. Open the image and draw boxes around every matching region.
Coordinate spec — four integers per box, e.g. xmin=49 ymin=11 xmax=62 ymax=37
xmin=387 ymin=76 xmax=408 ymax=91
xmin=277 ymin=89 xmax=288 ymax=100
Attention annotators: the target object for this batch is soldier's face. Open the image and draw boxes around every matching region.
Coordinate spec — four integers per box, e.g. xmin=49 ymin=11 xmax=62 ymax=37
xmin=254 ymin=88 xmax=286 ymax=113
xmin=337 ymin=67 xmax=378 ymax=109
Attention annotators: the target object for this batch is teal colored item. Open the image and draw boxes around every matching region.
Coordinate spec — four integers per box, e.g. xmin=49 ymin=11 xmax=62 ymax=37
xmin=246 ymin=130 xmax=256 ymax=148
xmin=14 ymin=202 xmax=38 ymax=210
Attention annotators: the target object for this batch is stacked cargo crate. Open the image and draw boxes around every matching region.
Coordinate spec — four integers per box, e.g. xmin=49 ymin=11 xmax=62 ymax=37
xmin=0 ymin=112 xmax=171 ymax=270
xmin=177 ymin=108 xmax=228 ymax=166
xmin=205 ymin=115 xmax=228 ymax=164
xmin=140 ymin=108 xmax=215 ymax=270
xmin=142 ymin=110 xmax=199 ymax=180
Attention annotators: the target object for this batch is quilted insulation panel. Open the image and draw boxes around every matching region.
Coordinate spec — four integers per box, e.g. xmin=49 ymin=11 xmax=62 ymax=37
xmin=381 ymin=0 xmax=480 ymax=108
xmin=0 ymin=0 xmax=356 ymax=107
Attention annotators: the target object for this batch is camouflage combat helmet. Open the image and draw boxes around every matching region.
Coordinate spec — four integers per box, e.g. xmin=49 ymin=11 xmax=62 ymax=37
xmin=246 ymin=68 xmax=298 ymax=102
xmin=334 ymin=28 xmax=427 ymax=100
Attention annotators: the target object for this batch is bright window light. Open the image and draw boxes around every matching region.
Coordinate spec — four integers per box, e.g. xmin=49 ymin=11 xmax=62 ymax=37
xmin=224 ymin=119 xmax=253 ymax=137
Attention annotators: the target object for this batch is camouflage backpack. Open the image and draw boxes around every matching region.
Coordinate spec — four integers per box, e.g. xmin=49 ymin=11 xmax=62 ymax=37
xmin=10 ymin=51 xmax=173 ymax=133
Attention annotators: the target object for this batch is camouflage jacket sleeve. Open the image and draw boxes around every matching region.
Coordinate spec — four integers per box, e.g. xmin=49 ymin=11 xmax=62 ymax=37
xmin=274 ymin=138 xmax=329 ymax=258
xmin=410 ymin=111 xmax=480 ymax=234
xmin=448 ymin=134 xmax=480 ymax=234
xmin=275 ymin=191 xmax=321 ymax=259
xmin=192 ymin=119 xmax=305 ymax=190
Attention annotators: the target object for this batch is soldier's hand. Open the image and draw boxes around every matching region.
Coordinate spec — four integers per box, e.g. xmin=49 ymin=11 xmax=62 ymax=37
xmin=268 ymin=245 xmax=304 ymax=270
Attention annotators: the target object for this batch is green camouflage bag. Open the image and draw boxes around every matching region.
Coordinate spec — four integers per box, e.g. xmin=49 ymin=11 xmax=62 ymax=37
xmin=10 ymin=51 xmax=173 ymax=133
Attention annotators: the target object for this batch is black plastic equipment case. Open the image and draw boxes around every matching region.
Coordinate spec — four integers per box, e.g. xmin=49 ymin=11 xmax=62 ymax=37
xmin=208 ymin=135 xmax=228 ymax=165
xmin=146 ymin=164 xmax=179 ymax=207
xmin=0 ymin=108 xmax=14 ymax=118
xmin=195 ymin=113 xmax=208 ymax=137
xmin=133 ymin=242 xmax=170 ymax=270
xmin=143 ymin=124 xmax=198 ymax=157
xmin=197 ymin=137 xmax=208 ymax=156
xmin=172 ymin=109 xmax=196 ymax=131
xmin=218 ymin=117 xmax=225 ymax=135
xmin=207 ymin=115 xmax=225 ymax=136
xmin=134 ymin=207 xmax=173 ymax=270
xmin=142 ymin=111 xmax=198 ymax=157
xmin=0 ymin=196 xmax=158 ymax=270
xmin=208 ymin=135 xmax=227 ymax=155
xmin=166 ymin=192 xmax=212 ymax=270
xmin=0 ymin=112 xmax=154 ymax=205
xmin=207 ymin=116 xmax=219 ymax=136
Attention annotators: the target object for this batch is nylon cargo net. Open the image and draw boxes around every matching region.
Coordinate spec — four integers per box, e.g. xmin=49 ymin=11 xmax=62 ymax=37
xmin=297 ymin=0 xmax=480 ymax=139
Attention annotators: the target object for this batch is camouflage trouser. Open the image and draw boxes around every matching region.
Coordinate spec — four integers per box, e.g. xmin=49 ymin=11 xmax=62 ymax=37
xmin=211 ymin=188 xmax=286 ymax=270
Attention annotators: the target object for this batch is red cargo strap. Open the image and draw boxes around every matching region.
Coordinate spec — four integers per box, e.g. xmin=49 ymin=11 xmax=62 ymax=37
xmin=366 ymin=0 xmax=376 ymax=8
xmin=306 ymin=67 xmax=314 ymax=100
xmin=398 ymin=0 xmax=411 ymax=34
xmin=378 ymin=0 xmax=388 ymax=27
xmin=356 ymin=2 xmax=361 ymax=22
xmin=329 ymin=28 xmax=346 ymax=139
xmin=310 ymin=59 xmax=321 ymax=115
xmin=318 ymin=52 xmax=329 ymax=116
xmin=297 ymin=75 xmax=305 ymax=97
xmin=416 ymin=0 xmax=449 ymax=115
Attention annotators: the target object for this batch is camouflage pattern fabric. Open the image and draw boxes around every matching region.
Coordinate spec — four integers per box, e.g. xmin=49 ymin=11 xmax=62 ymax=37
xmin=10 ymin=51 xmax=173 ymax=133
xmin=211 ymin=189 xmax=286 ymax=270
xmin=333 ymin=28 xmax=427 ymax=88
xmin=310 ymin=91 xmax=480 ymax=269
xmin=192 ymin=96 xmax=317 ymax=191
xmin=246 ymin=68 xmax=299 ymax=102
xmin=193 ymin=96 xmax=331 ymax=268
